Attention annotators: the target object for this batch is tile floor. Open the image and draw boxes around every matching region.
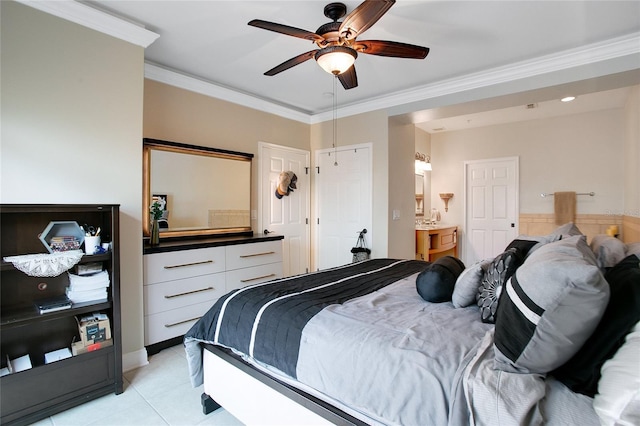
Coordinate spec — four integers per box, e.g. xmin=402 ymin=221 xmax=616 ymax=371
xmin=29 ymin=345 xmax=244 ymax=426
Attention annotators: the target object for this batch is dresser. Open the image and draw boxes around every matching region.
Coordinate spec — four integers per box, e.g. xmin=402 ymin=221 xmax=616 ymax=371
xmin=143 ymin=235 xmax=283 ymax=353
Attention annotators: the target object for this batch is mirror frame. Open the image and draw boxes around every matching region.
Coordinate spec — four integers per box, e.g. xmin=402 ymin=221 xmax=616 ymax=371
xmin=143 ymin=138 xmax=253 ymax=239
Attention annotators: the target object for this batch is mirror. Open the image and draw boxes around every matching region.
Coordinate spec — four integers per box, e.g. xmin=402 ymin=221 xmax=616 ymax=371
xmin=143 ymin=138 xmax=253 ymax=239
xmin=415 ymin=174 xmax=424 ymax=216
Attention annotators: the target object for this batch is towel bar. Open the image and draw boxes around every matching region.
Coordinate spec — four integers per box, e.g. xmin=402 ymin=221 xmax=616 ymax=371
xmin=540 ymin=192 xmax=595 ymax=197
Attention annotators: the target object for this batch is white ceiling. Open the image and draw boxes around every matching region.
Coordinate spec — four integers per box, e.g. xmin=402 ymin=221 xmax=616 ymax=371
xmin=62 ymin=1 xmax=640 ymax=128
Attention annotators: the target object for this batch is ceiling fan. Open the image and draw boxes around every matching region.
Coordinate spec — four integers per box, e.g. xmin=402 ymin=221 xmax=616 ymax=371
xmin=248 ymin=0 xmax=430 ymax=90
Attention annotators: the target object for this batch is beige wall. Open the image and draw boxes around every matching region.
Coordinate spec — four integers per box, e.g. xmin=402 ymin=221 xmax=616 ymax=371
xmin=1 ymin=2 xmax=145 ymax=358
xmin=624 ymin=85 xmax=640 ymax=218
xmin=388 ymin=120 xmax=417 ymax=259
xmin=143 ymin=79 xmax=310 ymax=232
xmin=430 ymin=106 xmax=630 ymax=261
xmin=310 ymin=110 xmax=390 ymax=263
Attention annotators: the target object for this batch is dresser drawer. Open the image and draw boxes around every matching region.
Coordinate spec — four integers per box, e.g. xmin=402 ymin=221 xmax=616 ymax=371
xmin=144 ymin=247 xmax=225 ymax=284
xmin=144 ymin=300 xmax=214 ymax=346
xmin=226 ymin=262 xmax=283 ymax=292
xmin=144 ymin=272 xmax=225 ymax=316
xmin=225 ymin=240 xmax=283 ymax=271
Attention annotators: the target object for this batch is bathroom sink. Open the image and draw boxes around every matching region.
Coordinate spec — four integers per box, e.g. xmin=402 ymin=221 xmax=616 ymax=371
xmin=415 ymin=225 xmax=439 ymax=230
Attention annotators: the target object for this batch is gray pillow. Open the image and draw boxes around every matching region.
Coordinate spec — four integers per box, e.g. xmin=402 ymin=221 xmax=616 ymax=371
xmin=549 ymin=222 xmax=583 ymax=238
xmin=494 ymin=235 xmax=610 ymax=374
xmin=626 ymin=242 xmax=640 ymax=258
xmin=452 ymin=258 xmax=492 ymax=308
xmin=515 ymin=234 xmax=561 ymax=257
xmin=590 ymin=234 xmax=626 ymax=269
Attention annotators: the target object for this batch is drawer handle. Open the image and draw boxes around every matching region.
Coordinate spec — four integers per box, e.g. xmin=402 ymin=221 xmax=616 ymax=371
xmin=165 ymin=317 xmax=201 ymax=328
xmin=164 ymin=287 xmax=215 ymax=299
xmin=164 ymin=260 xmax=213 ymax=269
xmin=241 ymin=273 xmax=276 ymax=283
xmin=239 ymin=251 xmax=275 ymax=258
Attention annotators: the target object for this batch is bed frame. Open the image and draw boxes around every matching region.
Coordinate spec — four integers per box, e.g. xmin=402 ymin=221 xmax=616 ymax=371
xmin=201 ymin=344 xmax=368 ymax=426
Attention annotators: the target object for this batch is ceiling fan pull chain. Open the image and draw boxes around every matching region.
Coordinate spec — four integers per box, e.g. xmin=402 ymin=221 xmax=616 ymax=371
xmin=333 ymin=74 xmax=339 ymax=166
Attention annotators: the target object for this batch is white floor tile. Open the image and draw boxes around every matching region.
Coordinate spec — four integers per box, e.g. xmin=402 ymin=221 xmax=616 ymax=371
xmin=27 ymin=345 xmax=244 ymax=426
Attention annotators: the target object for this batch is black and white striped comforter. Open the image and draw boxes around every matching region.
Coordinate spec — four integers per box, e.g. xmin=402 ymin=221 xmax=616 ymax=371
xmin=185 ymin=258 xmax=428 ymax=379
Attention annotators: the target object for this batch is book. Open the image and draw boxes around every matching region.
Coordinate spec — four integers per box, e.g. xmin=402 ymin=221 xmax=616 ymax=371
xmin=44 ymin=348 xmax=72 ymax=364
xmin=35 ymin=294 xmax=72 ymax=314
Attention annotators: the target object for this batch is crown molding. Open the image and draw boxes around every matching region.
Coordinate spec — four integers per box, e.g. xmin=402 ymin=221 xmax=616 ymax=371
xmin=310 ymin=31 xmax=640 ymax=123
xmin=27 ymin=0 xmax=636 ymax=124
xmin=144 ymin=63 xmax=312 ymax=124
xmin=15 ymin=0 xmax=159 ymax=48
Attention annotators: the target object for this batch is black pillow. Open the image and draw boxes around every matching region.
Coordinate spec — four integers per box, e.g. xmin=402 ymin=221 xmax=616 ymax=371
xmin=476 ymin=248 xmax=523 ymax=323
xmin=505 ymin=239 xmax=539 ymax=259
xmin=552 ymin=254 xmax=640 ymax=396
xmin=416 ymin=256 xmax=465 ymax=303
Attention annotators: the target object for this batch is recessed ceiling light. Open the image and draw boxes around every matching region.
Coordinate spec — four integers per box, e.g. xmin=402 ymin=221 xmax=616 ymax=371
xmin=561 ymin=96 xmax=576 ymax=102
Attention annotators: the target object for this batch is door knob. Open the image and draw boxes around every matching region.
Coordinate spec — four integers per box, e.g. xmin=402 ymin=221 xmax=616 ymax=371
xmin=263 ymin=229 xmax=274 ymax=235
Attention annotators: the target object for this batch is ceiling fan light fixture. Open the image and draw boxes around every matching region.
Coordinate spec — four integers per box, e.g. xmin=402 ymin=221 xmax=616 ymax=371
xmin=315 ymin=45 xmax=357 ymax=75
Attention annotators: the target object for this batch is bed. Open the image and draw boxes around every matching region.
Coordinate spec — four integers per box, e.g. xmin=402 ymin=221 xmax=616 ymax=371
xmin=184 ymin=226 xmax=640 ymax=425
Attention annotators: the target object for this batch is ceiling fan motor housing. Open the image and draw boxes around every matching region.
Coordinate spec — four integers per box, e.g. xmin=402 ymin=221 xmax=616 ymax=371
xmin=324 ymin=3 xmax=347 ymax=21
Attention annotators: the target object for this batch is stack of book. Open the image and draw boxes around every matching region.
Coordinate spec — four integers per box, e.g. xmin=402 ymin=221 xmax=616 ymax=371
xmin=66 ymin=270 xmax=110 ymax=304
xmin=35 ymin=294 xmax=72 ymax=314
xmin=49 ymin=236 xmax=81 ymax=252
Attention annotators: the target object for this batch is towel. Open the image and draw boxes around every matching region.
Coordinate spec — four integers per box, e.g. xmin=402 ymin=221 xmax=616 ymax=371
xmin=554 ymin=191 xmax=576 ymax=225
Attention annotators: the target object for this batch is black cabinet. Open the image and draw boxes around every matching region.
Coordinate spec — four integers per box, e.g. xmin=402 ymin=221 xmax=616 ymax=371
xmin=0 ymin=204 xmax=122 ymax=426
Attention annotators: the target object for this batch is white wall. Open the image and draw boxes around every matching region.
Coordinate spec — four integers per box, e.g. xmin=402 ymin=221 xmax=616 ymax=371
xmin=430 ymin=107 xmax=627 ymax=253
xmin=1 ymin=1 xmax=145 ymax=362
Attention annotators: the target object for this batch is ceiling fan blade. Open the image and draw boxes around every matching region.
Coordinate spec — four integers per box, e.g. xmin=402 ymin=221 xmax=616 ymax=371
xmin=264 ymin=50 xmax=318 ymax=76
xmin=353 ymin=40 xmax=429 ymax=59
xmin=248 ymin=19 xmax=325 ymax=43
xmin=339 ymin=0 xmax=395 ymax=40
xmin=338 ymin=65 xmax=358 ymax=90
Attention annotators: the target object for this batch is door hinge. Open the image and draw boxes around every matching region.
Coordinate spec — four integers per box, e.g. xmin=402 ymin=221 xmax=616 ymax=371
xmin=317 ymin=218 xmax=320 ymax=225
xmin=316 ymin=166 xmax=320 ymax=174
xmin=306 ymin=218 xmax=309 ymax=225
xmin=305 ymin=167 xmax=309 ymax=175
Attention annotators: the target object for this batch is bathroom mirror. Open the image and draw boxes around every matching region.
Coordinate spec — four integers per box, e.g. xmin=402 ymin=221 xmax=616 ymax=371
xmin=415 ymin=174 xmax=424 ymax=216
xmin=143 ymin=138 xmax=253 ymax=239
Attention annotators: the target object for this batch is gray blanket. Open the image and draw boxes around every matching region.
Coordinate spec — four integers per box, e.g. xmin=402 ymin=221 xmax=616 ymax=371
xmin=185 ymin=262 xmax=598 ymax=425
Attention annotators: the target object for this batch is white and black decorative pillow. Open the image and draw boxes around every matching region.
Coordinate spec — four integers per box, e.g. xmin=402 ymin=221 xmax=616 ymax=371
xmin=476 ymin=248 xmax=522 ymax=323
xmin=494 ymin=235 xmax=610 ymax=374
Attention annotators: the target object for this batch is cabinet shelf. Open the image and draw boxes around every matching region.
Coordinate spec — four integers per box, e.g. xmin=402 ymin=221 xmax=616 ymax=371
xmin=1 ymin=204 xmax=122 ymax=425
xmin=0 ymin=252 xmax=111 ymax=272
xmin=1 ymin=300 xmax=112 ymax=328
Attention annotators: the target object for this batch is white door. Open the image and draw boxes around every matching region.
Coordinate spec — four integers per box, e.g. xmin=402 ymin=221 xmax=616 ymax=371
xmin=464 ymin=157 xmax=519 ymax=264
xmin=259 ymin=143 xmax=310 ymax=277
xmin=315 ymin=144 xmax=372 ymax=270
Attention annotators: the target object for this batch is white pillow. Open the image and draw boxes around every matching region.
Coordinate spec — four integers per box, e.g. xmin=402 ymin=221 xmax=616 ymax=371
xmin=451 ymin=259 xmax=492 ymax=308
xmin=593 ymin=321 xmax=640 ymax=426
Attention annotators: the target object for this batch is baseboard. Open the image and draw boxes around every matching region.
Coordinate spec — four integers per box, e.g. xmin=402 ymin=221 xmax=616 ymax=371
xmin=122 ymin=348 xmax=149 ymax=373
